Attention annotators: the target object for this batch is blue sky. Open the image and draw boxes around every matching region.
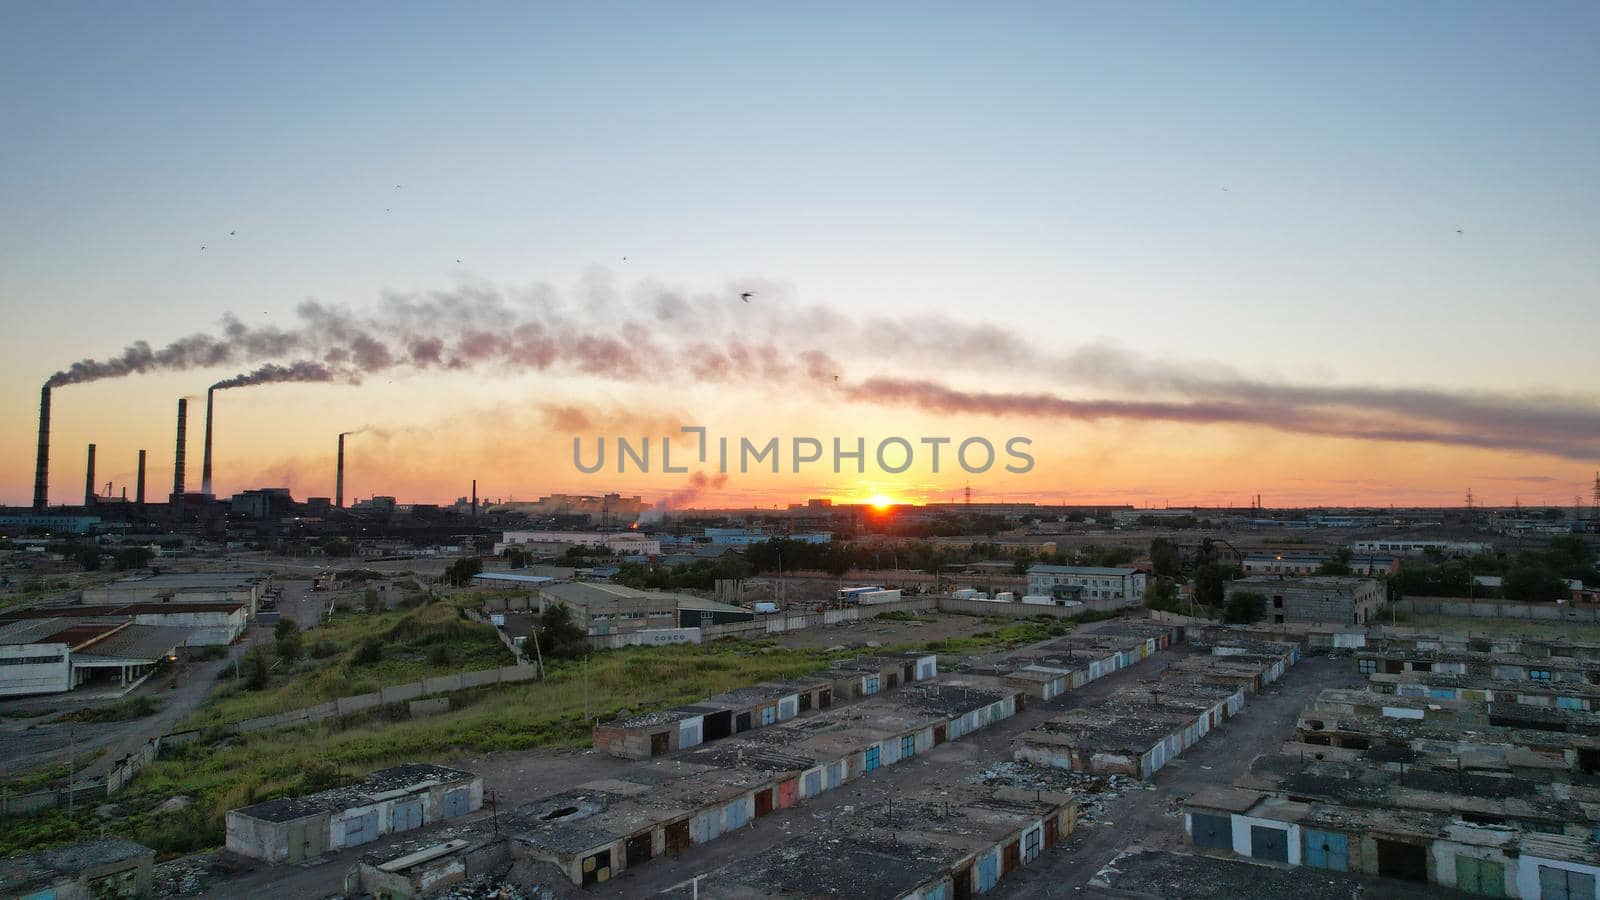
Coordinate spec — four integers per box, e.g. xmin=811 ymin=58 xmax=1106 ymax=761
xmin=1 ymin=2 xmax=1597 ymax=504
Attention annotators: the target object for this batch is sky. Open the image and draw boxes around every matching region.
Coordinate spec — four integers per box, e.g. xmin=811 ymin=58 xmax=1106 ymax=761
xmin=1 ymin=1 xmax=1597 ymax=510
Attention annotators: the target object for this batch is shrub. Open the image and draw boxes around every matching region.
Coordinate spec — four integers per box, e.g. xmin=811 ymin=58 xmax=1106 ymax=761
xmin=1223 ymin=591 xmax=1267 ymax=625
xmin=427 ymin=645 xmax=451 ymax=666
xmin=350 ymin=638 xmax=383 ymax=666
xmin=310 ymin=639 xmax=341 ymax=659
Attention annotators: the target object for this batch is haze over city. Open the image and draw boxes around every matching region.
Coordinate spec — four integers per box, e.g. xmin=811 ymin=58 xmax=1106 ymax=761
xmin=3 ymin=1 xmax=1598 ymax=510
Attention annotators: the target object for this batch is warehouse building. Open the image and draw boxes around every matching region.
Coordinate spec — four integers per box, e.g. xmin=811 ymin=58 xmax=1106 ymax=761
xmin=226 ymin=764 xmax=482 ymax=864
xmin=1224 ymin=575 xmax=1386 ymax=625
xmin=0 ymin=619 xmax=186 ymax=697
xmin=81 ymin=571 xmax=269 ymax=616
xmin=536 ymin=581 xmax=753 ymax=634
xmin=0 ymin=837 xmax=154 ymax=899
xmin=0 ymin=602 xmax=248 ymax=647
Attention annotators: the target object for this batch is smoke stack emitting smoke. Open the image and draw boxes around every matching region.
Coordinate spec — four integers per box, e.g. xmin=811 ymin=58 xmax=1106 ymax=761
xmin=201 ymin=388 xmax=215 ymax=496
xmin=136 ymin=449 xmax=146 ymax=506
xmin=336 ymin=432 xmax=347 ymax=508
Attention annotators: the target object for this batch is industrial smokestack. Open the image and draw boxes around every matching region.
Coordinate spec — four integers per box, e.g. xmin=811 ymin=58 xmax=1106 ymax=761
xmin=472 ymin=479 xmax=478 ymax=520
xmin=136 ymin=450 xmax=146 ymax=506
xmin=33 ymin=385 xmax=50 ymax=512
xmin=84 ymin=443 xmax=96 ymax=507
xmin=336 ymin=433 xmax=346 ymax=509
xmin=173 ymin=398 xmax=188 ymax=499
xmin=200 ymin=387 xmax=215 ymax=495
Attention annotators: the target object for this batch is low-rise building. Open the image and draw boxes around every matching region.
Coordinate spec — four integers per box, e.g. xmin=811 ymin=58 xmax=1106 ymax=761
xmin=226 ymin=764 xmax=483 ymax=864
xmin=0 ymin=837 xmax=154 ymax=899
xmin=1225 ymin=575 xmax=1385 ymax=626
xmin=81 ymin=571 xmax=268 ymax=617
xmin=0 ymin=619 xmax=186 ymax=697
xmin=536 ymin=582 xmax=753 ymax=635
xmin=494 ymin=531 xmax=660 ymax=557
xmin=1026 ymin=565 xmax=1147 ymax=605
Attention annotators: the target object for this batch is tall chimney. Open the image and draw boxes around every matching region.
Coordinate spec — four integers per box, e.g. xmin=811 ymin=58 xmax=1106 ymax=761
xmin=136 ymin=449 xmax=147 ymax=506
xmin=472 ymin=480 xmax=478 ymax=520
xmin=33 ymin=385 xmax=51 ymax=512
xmin=84 ymin=443 xmax=96 ymax=507
xmin=336 ymin=433 xmax=346 ymax=508
xmin=200 ymin=387 xmax=215 ymax=495
xmin=173 ymin=398 xmax=188 ymax=499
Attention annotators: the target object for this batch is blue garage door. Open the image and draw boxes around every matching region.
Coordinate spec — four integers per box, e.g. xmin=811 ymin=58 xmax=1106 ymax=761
xmin=1303 ymin=829 xmax=1348 ymax=871
xmin=978 ymin=851 xmax=1000 ymax=891
xmin=864 ymin=746 xmax=880 ymax=772
xmin=442 ymin=788 xmax=471 ymax=818
xmin=343 ymin=811 xmax=378 ymax=847
xmin=392 ymin=798 xmax=425 ymax=832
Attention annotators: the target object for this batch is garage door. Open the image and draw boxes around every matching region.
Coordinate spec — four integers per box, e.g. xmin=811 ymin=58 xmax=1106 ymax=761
xmin=342 ymin=811 xmax=378 ymax=848
xmin=1303 ymin=829 xmax=1348 ymax=871
xmin=392 ymin=797 xmax=425 ymax=832
xmin=1250 ymin=825 xmax=1288 ymax=863
xmin=1455 ymin=855 xmax=1505 ymax=897
xmin=1190 ymin=814 xmax=1232 ymax=850
xmin=1540 ymin=866 xmax=1597 ymax=900
xmin=442 ymin=788 xmax=471 ymax=818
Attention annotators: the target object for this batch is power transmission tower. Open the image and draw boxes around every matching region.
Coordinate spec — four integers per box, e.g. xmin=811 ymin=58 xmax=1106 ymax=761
xmin=1465 ymin=487 xmax=1475 ymax=512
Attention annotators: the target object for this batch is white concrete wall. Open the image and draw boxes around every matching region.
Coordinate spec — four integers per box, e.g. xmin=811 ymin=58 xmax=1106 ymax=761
xmin=1516 ymin=855 xmax=1600 ymax=899
xmin=1231 ymin=814 xmax=1301 ymax=865
xmin=0 ymin=642 xmax=71 ymax=696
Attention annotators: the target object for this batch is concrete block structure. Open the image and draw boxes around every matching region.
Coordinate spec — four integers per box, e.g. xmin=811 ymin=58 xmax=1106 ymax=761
xmin=590 ymin=652 xmax=937 ymax=759
xmin=684 ymin=781 xmax=1076 ymax=898
xmin=1225 ymin=575 xmax=1385 ymax=626
xmin=226 ymin=764 xmax=482 ymax=864
xmin=0 ymin=837 xmax=154 ymax=899
xmin=1026 ymin=564 xmax=1148 ymax=606
xmin=0 ymin=619 xmax=186 ymax=697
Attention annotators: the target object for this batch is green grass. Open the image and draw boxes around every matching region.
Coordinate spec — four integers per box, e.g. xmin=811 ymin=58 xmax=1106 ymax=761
xmin=55 ymin=696 xmax=164 ymax=724
xmin=1399 ymin=613 xmax=1600 ymax=642
xmin=0 ymin=750 xmax=106 ymax=794
xmin=182 ymin=603 xmax=514 ymax=727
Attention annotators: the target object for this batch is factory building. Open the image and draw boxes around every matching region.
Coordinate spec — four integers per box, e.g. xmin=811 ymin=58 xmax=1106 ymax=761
xmin=1026 ymin=564 xmax=1148 ymax=605
xmin=1349 ymin=539 xmax=1493 ymax=557
xmin=1224 ymin=575 xmax=1386 ymax=626
xmin=226 ymin=764 xmax=482 ymax=864
xmin=1241 ymin=553 xmax=1400 ymax=577
xmin=536 ymin=581 xmax=753 ymax=634
xmin=82 ymin=571 xmax=268 ymax=617
xmin=494 ymin=530 xmax=660 ymax=557
xmin=0 ymin=837 xmax=154 ymax=899
xmin=0 ymin=602 xmax=248 ymax=647
xmin=0 ymin=619 xmax=187 ymax=697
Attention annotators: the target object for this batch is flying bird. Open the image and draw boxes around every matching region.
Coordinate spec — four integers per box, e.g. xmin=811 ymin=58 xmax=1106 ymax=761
xmin=229 ymin=230 xmax=236 ymax=236
xmin=200 ymin=245 xmax=206 ymax=250
xmin=1456 ymin=229 xmax=1464 ymax=234
xmin=741 ymin=292 xmax=754 ymax=303
xmin=456 ymin=259 xmax=461 ymax=264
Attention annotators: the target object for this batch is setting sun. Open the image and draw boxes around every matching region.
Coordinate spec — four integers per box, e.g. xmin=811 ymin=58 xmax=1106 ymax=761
xmin=868 ymin=494 xmax=895 ymax=510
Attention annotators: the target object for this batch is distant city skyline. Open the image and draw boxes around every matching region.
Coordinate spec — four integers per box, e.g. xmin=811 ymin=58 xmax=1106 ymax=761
xmin=2 ymin=2 xmax=1597 ymax=509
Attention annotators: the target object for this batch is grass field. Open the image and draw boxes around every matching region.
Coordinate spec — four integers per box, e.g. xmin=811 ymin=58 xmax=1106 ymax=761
xmin=1397 ymin=613 xmax=1600 ymax=642
xmin=182 ymin=603 xmax=514 ymax=727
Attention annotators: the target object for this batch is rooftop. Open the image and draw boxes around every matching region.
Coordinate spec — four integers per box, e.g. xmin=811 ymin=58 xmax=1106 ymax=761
xmin=0 ymin=838 xmax=152 ymax=891
xmin=231 ymin=764 xmax=476 ymax=824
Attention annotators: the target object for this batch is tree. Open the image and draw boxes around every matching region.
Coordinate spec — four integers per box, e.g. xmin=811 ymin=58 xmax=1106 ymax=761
xmin=273 ymin=619 xmax=302 ymax=662
xmin=350 ymin=637 xmax=383 ymax=666
xmin=1503 ymin=561 xmax=1568 ymax=604
xmin=531 ymin=603 xmax=590 ymax=661
xmin=1223 ymin=591 xmax=1267 ymax=624
xmin=444 ymin=557 xmax=484 ymax=587
xmin=243 ymin=647 xmax=271 ymax=690
xmin=362 ymin=587 xmax=382 ymax=613
xmin=1149 ymin=539 xmax=1182 ymax=578
xmin=113 ymin=547 xmax=153 ymax=571
xmin=1143 ymin=578 xmax=1183 ymax=613
xmin=322 ymin=537 xmax=357 ymax=557
xmin=1193 ymin=564 xmax=1228 ymax=607
xmin=1317 ymin=547 xmax=1354 ymax=576
xmin=77 ymin=548 xmax=102 ymax=571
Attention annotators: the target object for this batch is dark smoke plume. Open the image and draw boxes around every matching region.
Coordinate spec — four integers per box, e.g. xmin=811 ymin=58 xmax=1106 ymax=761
xmin=39 ymin=279 xmax=1600 ymax=461
xmin=210 ymin=361 xmax=347 ymax=391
